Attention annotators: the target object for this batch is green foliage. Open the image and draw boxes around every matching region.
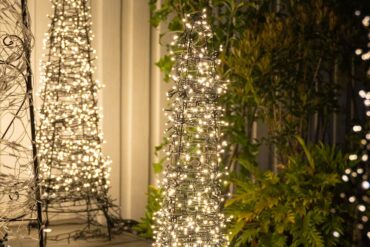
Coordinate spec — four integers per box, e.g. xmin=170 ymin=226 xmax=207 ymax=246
xmin=134 ymin=138 xmax=169 ymax=238
xmin=133 ymin=185 xmax=162 ymax=238
xmin=146 ymin=0 xmax=370 ymax=245
xmin=149 ymin=0 xmax=366 ymax=164
xmin=155 ymin=55 xmax=174 ymax=82
xmin=153 ymin=157 xmax=165 ymax=173
xmin=225 ymin=139 xmax=347 ymax=247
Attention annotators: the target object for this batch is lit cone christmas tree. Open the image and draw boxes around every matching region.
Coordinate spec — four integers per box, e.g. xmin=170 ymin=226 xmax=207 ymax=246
xmin=37 ymin=0 xmax=113 ymax=238
xmin=337 ymin=11 xmax=370 ymax=245
xmin=153 ymin=9 xmax=229 ymax=247
xmin=339 ymin=90 xmax=370 ymax=243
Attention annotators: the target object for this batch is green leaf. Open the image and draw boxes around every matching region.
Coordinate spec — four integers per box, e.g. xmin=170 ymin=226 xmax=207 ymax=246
xmin=168 ymin=16 xmax=182 ymax=31
xmin=155 ymin=55 xmax=174 ymax=82
xmin=296 ymin=135 xmax=315 ymax=170
xmin=153 ymin=157 xmax=165 ymax=173
xmin=150 ymin=5 xmax=171 ymax=27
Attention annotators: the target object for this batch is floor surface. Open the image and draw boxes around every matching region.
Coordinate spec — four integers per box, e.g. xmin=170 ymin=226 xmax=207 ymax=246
xmin=4 ymin=220 xmax=151 ymax=247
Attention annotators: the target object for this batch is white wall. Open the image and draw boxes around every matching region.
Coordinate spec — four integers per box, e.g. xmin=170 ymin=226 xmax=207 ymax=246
xmin=27 ymin=0 xmax=166 ymax=221
xmin=149 ymin=1 xmax=172 ymax=186
xmin=120 ymin=0 xmax=150 ymax=220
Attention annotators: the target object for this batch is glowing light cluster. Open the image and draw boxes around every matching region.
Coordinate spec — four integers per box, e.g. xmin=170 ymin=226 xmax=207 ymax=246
xmin=355 ymin=11 xmax=370 ymax=76
xmin=339 ymin=89 xmax=370 ymax=239
xmin=153 ymin=9 xmax=229 ymax=247
xmin=338 ymin=10 xmax=370 ymax=241
xmin=36 ymin=0 xmax=111 ymax=213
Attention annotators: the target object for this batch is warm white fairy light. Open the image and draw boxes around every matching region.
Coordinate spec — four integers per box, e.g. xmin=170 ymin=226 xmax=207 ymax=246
xmin=36 ymin=0 xmax=111 ymax=214
xmin=341 ymin=86 xmax=370 ymax=239
xmin=338 ymin=13 xmax=370 ymax=241
xmin=153 ymin=9 xmax=229 ymax=247
xmin=356 ymin=12 xmax=370 ymax=78
xmin=347 ymin=11 xmax=370 ymax=240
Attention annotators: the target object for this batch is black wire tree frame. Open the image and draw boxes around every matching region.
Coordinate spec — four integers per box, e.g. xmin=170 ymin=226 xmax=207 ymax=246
xmin=0 ymin=0 xmax=44 ymax=246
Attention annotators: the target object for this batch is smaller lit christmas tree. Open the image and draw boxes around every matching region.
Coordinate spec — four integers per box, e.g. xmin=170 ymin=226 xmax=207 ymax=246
xmin=153 ymin=9 xmax=229 ymax=247
xmin=36 ymin=0 xmax=114 ymax=238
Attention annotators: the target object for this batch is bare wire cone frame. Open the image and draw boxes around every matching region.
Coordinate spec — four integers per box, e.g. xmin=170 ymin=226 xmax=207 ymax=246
xmin=0 ymin=0 xmax=43 ymax=244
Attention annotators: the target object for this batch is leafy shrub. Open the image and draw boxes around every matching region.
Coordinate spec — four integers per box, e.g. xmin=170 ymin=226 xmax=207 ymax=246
xmin=133 ymin=185 xmax=162 ymax=238
xmin=226 ymin=137 xmax=348 ymax=247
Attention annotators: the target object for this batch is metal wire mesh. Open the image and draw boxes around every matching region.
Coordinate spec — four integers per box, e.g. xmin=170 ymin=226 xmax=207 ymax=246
xmin=0 ymin=0 xmax=38 ymax=242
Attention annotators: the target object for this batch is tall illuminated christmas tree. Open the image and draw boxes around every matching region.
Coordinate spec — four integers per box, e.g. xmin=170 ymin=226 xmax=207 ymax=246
xmin=153 ymin=9 xmax=229 ymax=247
xmin=37 ymin=0 xmax=112 ymax=238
